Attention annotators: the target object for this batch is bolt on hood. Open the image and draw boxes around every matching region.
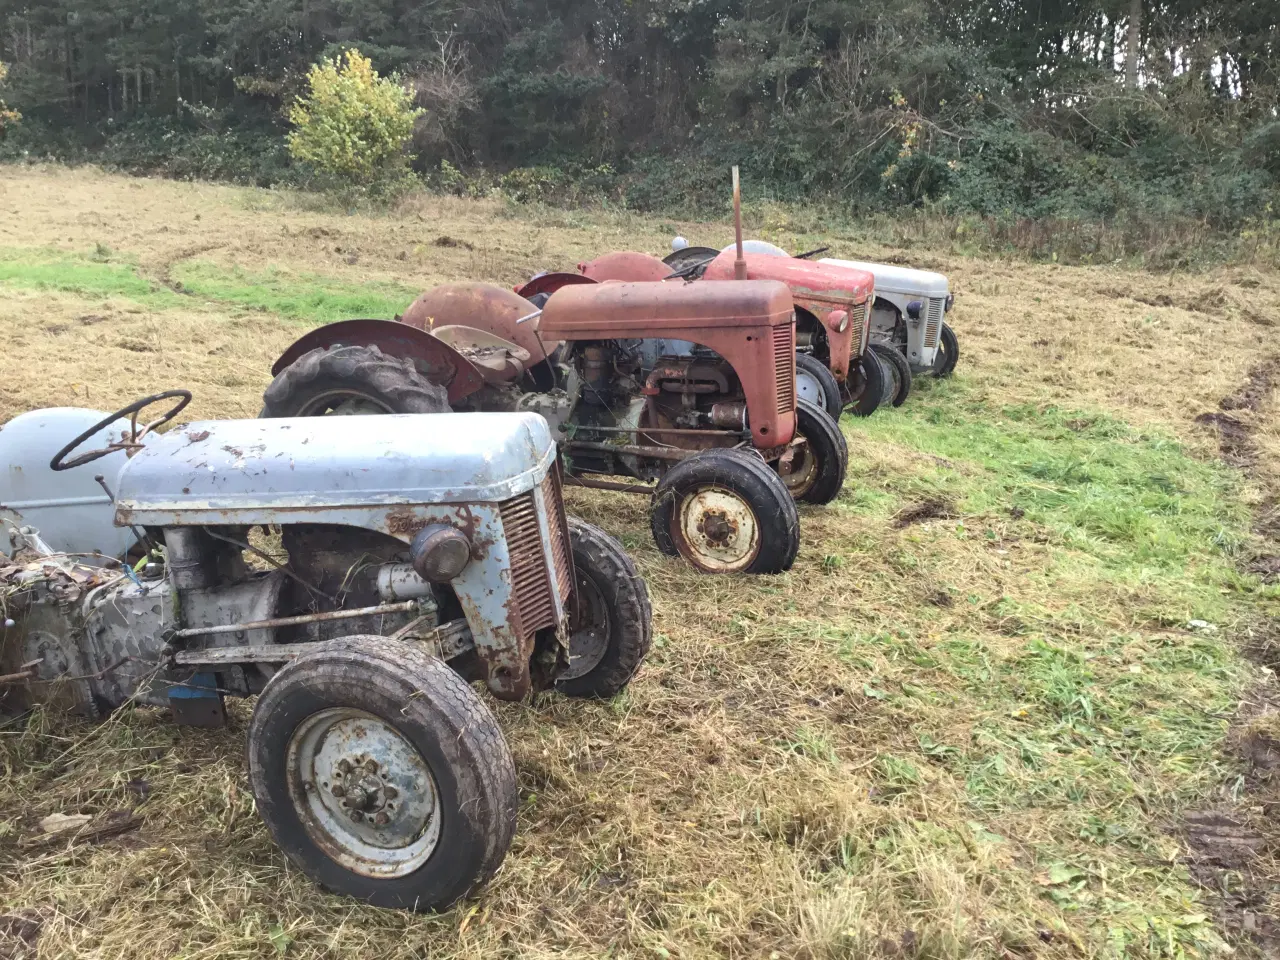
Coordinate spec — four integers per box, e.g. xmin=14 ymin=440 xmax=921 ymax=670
xmin=115 ymin=413 xmax=556 ymax=523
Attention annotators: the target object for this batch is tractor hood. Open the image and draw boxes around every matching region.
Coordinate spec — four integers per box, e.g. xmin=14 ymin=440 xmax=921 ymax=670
xmin=703 ymin=251 xmax=874 ymax=303
xmin=819 ymin=258 xmax=949 ymax=298
xmin=114 ymin=413 xmax=555 ymax=526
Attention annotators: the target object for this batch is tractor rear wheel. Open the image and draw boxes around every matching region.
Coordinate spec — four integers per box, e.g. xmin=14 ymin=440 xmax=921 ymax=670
xmin=847 ymin=352 xmax=886 ymax=418
xmin=261 ymin=345 xmax=449 ymax=417
xmin=795 ymin=352 xmax=843 ymax=421
xmin=651 ymin=448 xmax=799 ymax=575
xmin=555 ymin=518 xmax=652 ymax=699
xmin=777 ymin=399 xmax=847 ymax=505
xmin=248 ymin=636 xmax=517 ymax=911
xmin=933 ymin=323 xmax=959 ymax=378
xmin=871 ymin=343 xmax=912 ymax=407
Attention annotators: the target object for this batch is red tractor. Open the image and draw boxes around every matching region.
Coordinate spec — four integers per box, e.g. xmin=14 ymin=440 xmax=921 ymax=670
xmin=524 ymin=247 xmax=883 ymax=423
xmin=261 ymin=278 xmax=848 ymax=575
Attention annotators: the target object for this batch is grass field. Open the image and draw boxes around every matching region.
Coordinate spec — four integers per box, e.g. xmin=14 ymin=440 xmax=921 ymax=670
xmin=0 ymin=165 xmax=1278 ymax=959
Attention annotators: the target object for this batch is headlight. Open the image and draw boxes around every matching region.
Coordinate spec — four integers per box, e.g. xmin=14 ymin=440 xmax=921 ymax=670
xmin=837 ymin=312 xmax=849 ymax=333
xmin=411 ymin=525 xmax=471 ymax=581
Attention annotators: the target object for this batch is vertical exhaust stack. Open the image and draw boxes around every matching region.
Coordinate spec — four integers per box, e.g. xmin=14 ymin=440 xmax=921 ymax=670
xmin=732 ymin=166 xmax=747 ymax=281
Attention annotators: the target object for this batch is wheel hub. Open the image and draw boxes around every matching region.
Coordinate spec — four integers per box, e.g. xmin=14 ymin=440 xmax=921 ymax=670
xmin=778 ymin=437 xmax=817 ymax=496
xmin=677 ymin=487 xmax=760 ymax=573
xmin=288 ymin=708 xmax=441 ymax=878
xmin=796 ymin=370 xmax=827 ymax=411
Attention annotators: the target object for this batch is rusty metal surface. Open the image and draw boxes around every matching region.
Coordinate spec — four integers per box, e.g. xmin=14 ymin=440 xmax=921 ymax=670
xmin=703 ymin=251 xmax=874 ymax=381
xmin=578 ymin=251 xmax=670 ymax=283
xmin=402 ymin=282 xmax=560 ymax=365
xmin=269 ymin=319 xmax=486 ymax=405
xmin=172 ymin=600 xmax=422 ymax=640
xmin=541 ymin=280 xmax=796 ymax=447
xmin=514 ymin=272 xmax=596 ymax=300
xmin=172 ymin=619 xmax=475 ymax=666
xmin=563 ymin=475 xmax=656 ymax=495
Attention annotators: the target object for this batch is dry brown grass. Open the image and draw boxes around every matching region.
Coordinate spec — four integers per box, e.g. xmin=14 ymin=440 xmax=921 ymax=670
xmin=0 ymin=165 xmax=1277 ymax=959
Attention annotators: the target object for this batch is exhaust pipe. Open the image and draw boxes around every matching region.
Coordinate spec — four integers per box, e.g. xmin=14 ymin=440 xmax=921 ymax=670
xmin=732 ymin=166 xmax=747 ymax=281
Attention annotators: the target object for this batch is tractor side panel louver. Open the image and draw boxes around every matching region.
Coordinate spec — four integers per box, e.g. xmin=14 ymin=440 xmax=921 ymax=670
xmin=923 ymin=297 xmax=945 ymax=350
xmin=773 ymin=324 xmax=796 ymax=414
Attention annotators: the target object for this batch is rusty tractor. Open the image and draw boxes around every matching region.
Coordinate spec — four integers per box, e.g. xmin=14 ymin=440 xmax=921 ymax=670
xmin=0 ymin=394 xmax=651 ymax=911
xmin=260 ymin=277 xmax=849 ymax=575
xmin=541 ymin=246 xmax=884 ymax=423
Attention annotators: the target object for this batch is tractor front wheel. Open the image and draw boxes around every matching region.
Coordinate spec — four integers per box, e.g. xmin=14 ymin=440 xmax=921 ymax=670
xmin=555 ymin=518 xmax=652 ymax=699
xmin=846 ymin=352 xmax=886 ymax=418
xmin=776 ymin=399 xmax=847 ymax=505
xmin=795 ymin=352 xmax=843 ymax=421
xmin=933 ymin=323 xmax=960 ymax=378
xmin=871 ymin=343 xmax=912 ymax=407
xmin=247 ymin=637 xmax=517 ymax=911
xmin=651 ymin=449 xmax=799 ymax=575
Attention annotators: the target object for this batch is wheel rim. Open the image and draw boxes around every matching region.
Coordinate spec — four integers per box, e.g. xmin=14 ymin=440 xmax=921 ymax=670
xmin=560 ymin=573 xmax=611 ymax=681
xmin=673 ymin=486 xmax=761 ymax=573
xmin=795 ymin=369 xmax=829 ymax=412
xmin=777 ymin=437 xmax=819 ymax=499
xmin=287 ymin=707 xmax=441 ymax=879
xmin=298 ymin=391 xmax=394 ymax=416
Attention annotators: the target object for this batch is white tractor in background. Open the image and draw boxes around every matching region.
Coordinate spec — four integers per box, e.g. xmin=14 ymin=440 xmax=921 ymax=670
xmin=669 ymin=238 xmax=960 ymax=408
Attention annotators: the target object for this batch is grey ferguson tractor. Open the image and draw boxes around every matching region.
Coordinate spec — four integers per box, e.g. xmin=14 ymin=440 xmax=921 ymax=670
xmin=0 ymin=392 xmax=651 ymax=911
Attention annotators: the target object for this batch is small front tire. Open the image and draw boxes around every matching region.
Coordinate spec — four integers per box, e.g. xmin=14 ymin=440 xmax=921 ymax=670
xmin=651 ymin=449 xmax=800 ymax=574
xmin=795 ymin=352 xmax=843 ymax=421
xmin=846 ymin=352 xmax=885 ymax=418
xmin=871 ymin=343 xmax=912 ymax=407
xmin=555 ymin=518 xmax=653 ymax=699
xmin=247 ymin=637 xmax=517 ymax=912
xmin=933 ymin=322 xmax=959 ymax=378
xmin=777 ymin=399 xmax=848 ymax=505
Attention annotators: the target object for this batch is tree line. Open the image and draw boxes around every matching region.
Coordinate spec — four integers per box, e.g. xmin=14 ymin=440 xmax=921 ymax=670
xmin=0 ymin=0 xmax=1276 ymax=229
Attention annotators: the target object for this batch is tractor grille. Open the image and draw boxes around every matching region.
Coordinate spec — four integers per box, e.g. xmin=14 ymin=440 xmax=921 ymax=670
xmin=499 ymin=475 xmax=567 ymax=642
xmin=923 ymin=297 xmax=945 ymax=349
xmin=773 ymin=323 xmax=796 ymax=414
xmin=851 ymin=300 xmax=870 ymax=354
xmin=541 ymin=466 xmax=574 ymax=604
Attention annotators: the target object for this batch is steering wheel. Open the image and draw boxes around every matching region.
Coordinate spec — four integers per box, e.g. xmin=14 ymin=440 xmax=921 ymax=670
xmin=49 ymin=390 xmax=193 ymax=472
xmin=662 ymin=256 xmax=716 ymax=281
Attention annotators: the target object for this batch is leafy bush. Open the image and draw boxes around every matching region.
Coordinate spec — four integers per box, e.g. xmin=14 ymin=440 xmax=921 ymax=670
xmin=287 ymin=50 xmax=422 ymax=189
xmin=0 ymin=62 xmax=18 ymax=132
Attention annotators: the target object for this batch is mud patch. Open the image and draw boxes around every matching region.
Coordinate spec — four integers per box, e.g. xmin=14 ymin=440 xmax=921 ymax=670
xmin=1221 ymin=357 xmax=1280 ymax=413
xmin=1195 ymin=411 xmax=1254 ymax=465
xmin=433 ymin=235 xmax=475 ymax=250
xmin=892 ymin=497 xmax=955 ymax=528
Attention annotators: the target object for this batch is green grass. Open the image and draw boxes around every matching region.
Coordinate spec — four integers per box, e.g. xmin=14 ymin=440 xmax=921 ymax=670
xmin=0 ymin=246 xmax=181 ymax=307
xmin=0 ymin=247 xmax=420 ymax=324
xmin=171 ymin=261 xmax=421 ymax=323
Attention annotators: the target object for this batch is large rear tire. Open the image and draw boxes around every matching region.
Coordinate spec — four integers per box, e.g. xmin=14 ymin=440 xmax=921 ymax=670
xmin=261 ymin=345 xmax=449 ymax=417
xmin=871 ymin=343 xmax=912 ymax=407
xmin=847 ymin=352 xmax=885 ymax=418
xmin=555 ymin=518 xmax=652 ymax=699
xmin=933 ymin=323 xmax=959 ymax=378
xmin=651 ymin=449 xmax=800 ymax=575
xmin=248 ymin=637 xmax=517 ymax=912
xmin=795 ymin=352 xmax=843 ymax=421
xmin=777 ymin=399 xmax=847 ymax=505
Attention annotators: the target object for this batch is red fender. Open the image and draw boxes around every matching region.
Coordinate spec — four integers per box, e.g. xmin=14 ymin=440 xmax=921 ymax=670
xmin=578 ymin=251 xmax=670 ymax=282
xmin=269 ymin=319 xmax=486 ymax=405
xmin=514 ymin=272 xmax=597 ymax=300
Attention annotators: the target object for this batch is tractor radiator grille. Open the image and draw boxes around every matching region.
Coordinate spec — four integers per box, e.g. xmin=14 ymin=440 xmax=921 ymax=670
xmin=923 ymin=297 xmax=945 ymax=349
xmin=541 ymin=466 xmax=574 ymax=605
xmin=851 ymin=300 xmax=870 ymax=354
xmin=499 ymin=479 xmax=564 ymax=642
xmin=773 ymin=323 xmax=796 ymax=414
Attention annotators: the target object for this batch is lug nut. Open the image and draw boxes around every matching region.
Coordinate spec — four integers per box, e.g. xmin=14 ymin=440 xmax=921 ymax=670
xmin=364 ymin=759 xmax=379 ymax=774
xmin=331 ymin=784 xmax=346 ymax=798
xmin=384 ymin=785 xmax=398 ymax=800
xmin=348 ymin=809 xmax=363 ymax=823
xmin=373 ymin=812 xmax=390 ymax=826
xmin=337 ymin=759 xmax=352 ymax=774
